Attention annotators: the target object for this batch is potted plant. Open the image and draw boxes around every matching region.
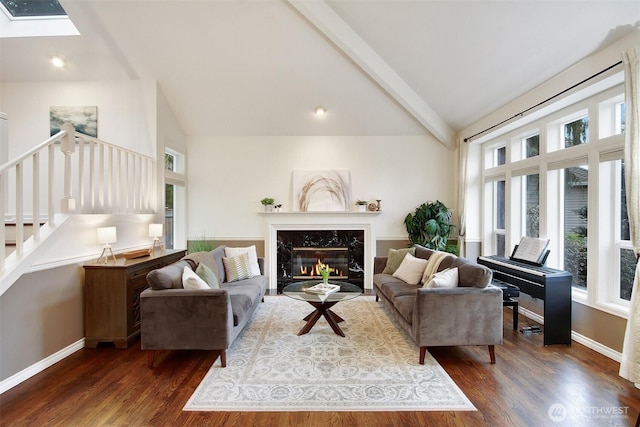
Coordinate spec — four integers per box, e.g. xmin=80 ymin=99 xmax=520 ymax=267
xmin=261 ymin=197 xmax=275 ymax=212
xmin=355 ymin=199 xmax=368 ymax=212
xmin=404 ymin=200 xmax=458 ymax=254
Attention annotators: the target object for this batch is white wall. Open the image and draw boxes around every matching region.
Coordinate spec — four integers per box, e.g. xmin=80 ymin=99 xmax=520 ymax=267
xmin=186 ymin=135 xmax=456 ymax=241
xmin=1 ymin=80 xmax=154 ymax=158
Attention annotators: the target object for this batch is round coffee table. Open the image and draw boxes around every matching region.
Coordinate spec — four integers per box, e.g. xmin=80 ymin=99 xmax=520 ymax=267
xmin=283 ymin=281 xmax=362 ymax=337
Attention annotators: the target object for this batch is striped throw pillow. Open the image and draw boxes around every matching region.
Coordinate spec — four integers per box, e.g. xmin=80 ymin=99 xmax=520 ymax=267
xmin=222 ymin=253 xmax=254 ymax=283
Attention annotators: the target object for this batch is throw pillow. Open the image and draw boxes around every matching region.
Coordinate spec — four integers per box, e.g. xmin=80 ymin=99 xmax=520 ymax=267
xmin=182 ymin=266 xmax=210 ymax=290
xmin=222 ymin=253 xmax=254 ymax=283
xmin=424 ymin=267 xmax=459 ymax=289
xmin=392 ymin=253 xmax=429 ymax=285
xmin=421 ymin=250 xmax=455 ymax=285
xmin=195 ymin=263 xmax=220 ymax=289
xmin=224 ymin=245 xmax=261 ymax=276
xmin=381 ymin=247 xmax=416 ymax=274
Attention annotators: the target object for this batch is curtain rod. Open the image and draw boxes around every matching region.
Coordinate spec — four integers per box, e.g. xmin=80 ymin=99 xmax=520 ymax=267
xmin=463 ymin=60 xmax=624 ymax=143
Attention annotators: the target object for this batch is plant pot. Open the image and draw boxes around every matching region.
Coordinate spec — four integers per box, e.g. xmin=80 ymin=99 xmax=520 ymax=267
xmin=357 ymin=205 xmax=366 ymax=212
xmin=264 ymin=204 xmax=274 ymax=212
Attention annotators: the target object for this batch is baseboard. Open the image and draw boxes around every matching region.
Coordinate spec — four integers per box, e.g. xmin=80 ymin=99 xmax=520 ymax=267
xmin=517 ymin=307 xmax=621 ymax=363
xmin=570 ymin=331 xmax=622 ymax=363
xmin=0 ymin=338 xmax=85 ymax=395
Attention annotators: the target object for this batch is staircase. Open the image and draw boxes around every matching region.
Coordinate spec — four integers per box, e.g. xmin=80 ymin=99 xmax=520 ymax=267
xmin=4 ymin=220 xmax=45 ymax=256
xmin=1 ymin=122 xmax=156 ymax=295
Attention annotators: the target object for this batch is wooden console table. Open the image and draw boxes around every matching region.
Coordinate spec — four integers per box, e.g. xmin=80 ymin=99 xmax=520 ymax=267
xmin=83 ymin=249 xmax=186 ymax=348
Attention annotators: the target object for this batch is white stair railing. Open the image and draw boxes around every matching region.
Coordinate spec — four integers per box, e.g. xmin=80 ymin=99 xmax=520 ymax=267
xmin=1 ymin=122 xmax=155 ymax=275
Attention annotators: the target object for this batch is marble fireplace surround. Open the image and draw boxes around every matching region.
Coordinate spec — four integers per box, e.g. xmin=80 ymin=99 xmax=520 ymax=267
xmin=262 ymin=211 xmax=380 ymax=291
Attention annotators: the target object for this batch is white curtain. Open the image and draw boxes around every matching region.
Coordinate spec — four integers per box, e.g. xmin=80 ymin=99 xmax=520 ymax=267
xmin=619 ymin=46 xmax=640 ymax=386
xmin=457 ymin=139 xmax=469 ymax=258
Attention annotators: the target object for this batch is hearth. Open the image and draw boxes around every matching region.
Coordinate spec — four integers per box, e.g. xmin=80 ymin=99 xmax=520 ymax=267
xmin=276 ymin=230 xmax=364 ymax=293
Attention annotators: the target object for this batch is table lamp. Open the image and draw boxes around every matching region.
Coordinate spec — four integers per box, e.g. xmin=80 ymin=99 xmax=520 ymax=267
xmin=96 ymin=226 xmax=117 ymax=263
xmin=149 ymin=223 xmax=163 ymax=255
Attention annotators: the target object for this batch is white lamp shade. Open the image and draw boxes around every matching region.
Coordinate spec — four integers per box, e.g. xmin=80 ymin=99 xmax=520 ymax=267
xmin=149 ymin=223 xmax=163 ymax=238
xmin=97 ymin=227 xmax=117 ymax=244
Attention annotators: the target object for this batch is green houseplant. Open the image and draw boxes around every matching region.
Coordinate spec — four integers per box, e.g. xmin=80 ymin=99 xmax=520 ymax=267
xmin=404 ymin=200 xmax=458 ymax=254
xmin=188 ymin=233 xmax=216 ymax=253
xmin=261 ymin=197 xmax=275 ymax=212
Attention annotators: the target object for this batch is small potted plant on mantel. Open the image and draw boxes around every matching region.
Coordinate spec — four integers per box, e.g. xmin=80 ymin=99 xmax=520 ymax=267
xmin=355 ymin=199 xmax=368 ymax=212
xmin=261 ymin=197 xmax=275 ymax=212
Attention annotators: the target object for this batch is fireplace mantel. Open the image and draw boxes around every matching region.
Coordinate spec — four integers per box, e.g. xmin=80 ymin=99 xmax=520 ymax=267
xmin=262 ymin=212 xmax=380 ymax=291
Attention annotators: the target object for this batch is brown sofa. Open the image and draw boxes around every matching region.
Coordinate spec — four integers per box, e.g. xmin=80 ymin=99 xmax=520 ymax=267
xmin=373 ymin=244 xmax=503 ymax=364
xmin=140 ymin=245 xmax=267 ymax=368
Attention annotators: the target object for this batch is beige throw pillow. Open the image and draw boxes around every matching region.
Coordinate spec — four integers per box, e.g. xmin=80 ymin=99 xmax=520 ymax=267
xmin=225 ymin=245 xmax=261 ymax=276
xmin=222 ymin=253 xmax=254 ymax=283
xmin=392 ymin=253 xmax=429 ymax=285
xmin=382 ymin=247 xmax=416 ymax=274
xmin=182 ymin=266 xmax=210 ymax=290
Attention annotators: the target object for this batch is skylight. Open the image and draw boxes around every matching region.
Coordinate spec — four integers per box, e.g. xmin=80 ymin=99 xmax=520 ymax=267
xmin=0 ymin=0 xmax=78 ymax=38
xmin=0 ymin=0 xmax=66 ymax=18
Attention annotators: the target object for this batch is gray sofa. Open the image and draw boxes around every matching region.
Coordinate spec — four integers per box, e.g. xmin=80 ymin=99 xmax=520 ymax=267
xmin=373 ymin=244 xmax=503 ymax=364
xmin=140 ymin=245 xmax=267 ymax=368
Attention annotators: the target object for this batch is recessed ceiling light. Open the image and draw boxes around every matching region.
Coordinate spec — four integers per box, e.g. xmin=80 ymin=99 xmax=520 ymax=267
xmin=314 ymin=106 xmax=327 ymax=117
xmin=51 ymin=56 xmax=65 ymax=68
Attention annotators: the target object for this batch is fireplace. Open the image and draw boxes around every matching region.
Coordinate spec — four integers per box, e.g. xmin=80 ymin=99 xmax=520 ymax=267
xmin=292 ymin=247 xmax=349 ymax=280
xmin=276 ymin=230 xmax=364 ymax=293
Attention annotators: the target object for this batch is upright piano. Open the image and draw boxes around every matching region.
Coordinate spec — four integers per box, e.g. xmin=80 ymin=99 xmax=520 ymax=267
xmin=478 ymin=255 xmax=572 ymax=345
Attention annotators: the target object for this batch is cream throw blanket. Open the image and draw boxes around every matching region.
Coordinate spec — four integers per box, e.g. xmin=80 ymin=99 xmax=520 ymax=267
xmin=421 ymin=251 xmax=454 ymax=286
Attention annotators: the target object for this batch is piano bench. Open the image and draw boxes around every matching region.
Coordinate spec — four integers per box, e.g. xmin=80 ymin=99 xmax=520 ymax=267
xmin=503 ymin=298 xmax=519 ymax=330
xmin=493 ymin=280 xmax=520 ymax=331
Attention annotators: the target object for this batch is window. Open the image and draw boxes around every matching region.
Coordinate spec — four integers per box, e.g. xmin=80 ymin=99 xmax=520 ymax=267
xmin=0 ymin=0 xmax=78 ymax=38
xmin=164 ymin=149 xmax=185 ymax=250
xmin=481 ymin=86 xmax=631 ymax=317
xmin=496 ymin=146 xmax=506 ymax=166
xmin=0 ymin=0 xmax=65 ymax=17
xmin=618 ymin=103 xmax=626 ymax=134
xmin=525 ymin=135 xmax=539 ymax=158
xmin=619 ymin=162 xmax=636 ymax=301
xmin=495 ymin=180 xmax=506 ymax=256
xmin=525 ymin=173 xmax=540 ymax=238
xmin=562 ymin=166 xmax=588 ymax=289
xmin=564 ymin=117 xmax=589 ymax=148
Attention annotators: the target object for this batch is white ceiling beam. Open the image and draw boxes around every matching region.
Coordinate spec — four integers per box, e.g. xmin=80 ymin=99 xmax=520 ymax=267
xmin=288 ymin=0 xmax=455 ymax=149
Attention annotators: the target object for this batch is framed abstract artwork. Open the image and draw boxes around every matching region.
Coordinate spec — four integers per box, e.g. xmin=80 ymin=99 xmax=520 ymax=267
xmin=50 ymin=106 xmax=98 ymax=138
xmin=292 ymin=170 xmax=351 ymax=212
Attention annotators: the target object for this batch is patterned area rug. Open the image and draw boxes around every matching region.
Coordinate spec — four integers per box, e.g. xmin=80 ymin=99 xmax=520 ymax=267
xmin=184 ymin=296 xmax=475 ymax=412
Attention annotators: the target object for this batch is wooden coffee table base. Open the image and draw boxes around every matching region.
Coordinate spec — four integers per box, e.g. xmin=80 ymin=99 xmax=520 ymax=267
xmin=299 ymin=301 xmax=346 ymax=337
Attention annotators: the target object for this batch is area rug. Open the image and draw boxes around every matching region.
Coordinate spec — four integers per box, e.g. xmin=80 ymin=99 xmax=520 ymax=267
xmin=183 ymin=296 xmax=475 ymax=412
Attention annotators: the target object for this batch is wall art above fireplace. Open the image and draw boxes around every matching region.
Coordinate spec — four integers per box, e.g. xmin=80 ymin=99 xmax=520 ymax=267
xmin=292 ymin=170 xmax=351 ymax=212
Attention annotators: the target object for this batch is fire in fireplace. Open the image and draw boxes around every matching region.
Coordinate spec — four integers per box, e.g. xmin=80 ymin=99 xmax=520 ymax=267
xmin=293 ymin=247 xmax=349 ymax=280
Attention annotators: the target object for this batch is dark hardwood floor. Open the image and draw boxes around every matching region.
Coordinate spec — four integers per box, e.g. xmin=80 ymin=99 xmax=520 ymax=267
xmin=1 ymin=305 xmax=639 ymax=427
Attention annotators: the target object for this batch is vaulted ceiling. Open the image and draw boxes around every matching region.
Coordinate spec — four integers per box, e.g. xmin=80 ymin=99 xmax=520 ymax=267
xmin=1 ymin=0 xmax=638 ymax=146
